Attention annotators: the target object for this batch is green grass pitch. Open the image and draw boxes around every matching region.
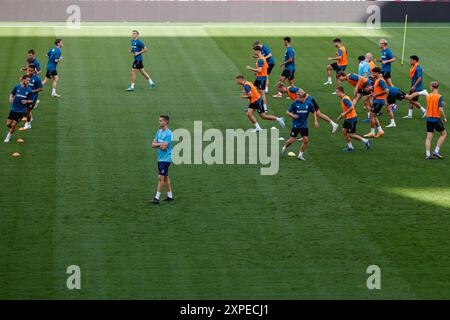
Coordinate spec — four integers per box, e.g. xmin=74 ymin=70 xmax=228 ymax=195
xmin=0 ymin=23 xmax=449 ymax=299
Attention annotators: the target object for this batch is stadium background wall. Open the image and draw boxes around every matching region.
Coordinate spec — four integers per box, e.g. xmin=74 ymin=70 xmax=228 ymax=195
xmin=0 ymin=1 xmax=450 ymax=23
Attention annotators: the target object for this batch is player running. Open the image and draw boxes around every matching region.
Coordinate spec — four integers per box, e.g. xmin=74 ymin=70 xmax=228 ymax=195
xmin=376 ymin=39 xmax=395 ymax=87
xmin=126 ymin=30 xmax=156 ymax=92
xmin=276 ymin=82 xmax=338 ymax=133
xmin=273 ymin=37 xmax=295 ymax=98
xmin=21 ymin=49 xmax=42 ymax=75
xmin=403 ymin=55 xmax=427 ymax=119
xmin=21 ymin=66 xmax=43 ymax=130
xmin=335 ymin=86 xmax=371 ymax=151
xmin=152 ymin=115 xmax=174 ymax=204
xmin=235 ymin=75 xmax=285 ymax=132
xmin=246 ymin=46 xmax=269 ymax=111
xmin=324 ymin=38 xmax=348 ymax=86
xmin=364 ymin=67 xmax=387 ymax=138
xmin=42 ymin=39 xmax=63 ymax=98
xmin=281 ymin=89 xmax=319 ymax=161
xmin=336 ymin=71 xmax=372 ymax=121
xmin=253 ymin=41 xmax=275 ymax=93
xmin=4 ymin=75 xmax=33 ymax=143
xmin=424 ymin=81 xmax=447 ymax=160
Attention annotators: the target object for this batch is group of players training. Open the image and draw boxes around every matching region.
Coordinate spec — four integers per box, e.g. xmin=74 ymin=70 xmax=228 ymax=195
xmin=4 ymin=39 xmax=64 ymax=143
xmin=235 ymin=37 xmax=447 ymax=161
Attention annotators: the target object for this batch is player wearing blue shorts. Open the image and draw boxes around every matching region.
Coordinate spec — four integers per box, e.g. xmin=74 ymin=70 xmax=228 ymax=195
xmin=281 ymin=89 xmax=318 ymax=161
xmin=42 ymin=39 xmax=63 ymax=97
xmin=22 ymin=66 xmax=43 ymax=130
xmin=4 ymin=75 xmax=33 ymax=143
xmin=152 ymin=115 xmax=174 ymax=204
xmin=273 ymin=37 xmax=295 ymax=98
xmin=253 ymin=40 xmax=275 ymax=93
xmin=126 ymin=30 xmax=156 ymax=91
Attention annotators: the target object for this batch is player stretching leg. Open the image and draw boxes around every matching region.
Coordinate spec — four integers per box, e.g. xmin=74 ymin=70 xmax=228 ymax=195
xmin=273 ymin=37 xmax=295 ymax=98
xmin=253 ymin=41 xmax=275 ymax=93
xmin=276 ymin=82 xmax=338 ymax=133
xmin=126 ymin=30 xmax=156 ymax=91
xmin=235 ymin=75 xmax=285 ymax=132
xmin=365 ymin=68 xmax=387 ymax=138
xmin=246 ymin=46 xmax=269 ymax=112
xmin=424 ymin=82 xmax=447 ymax=160
xmin=281 ymin=89 xmax=319 ymax=161
xmin=324 ymin=38 xmax=348 ymax=88
xmin=152 ymin=115 xmax=174 ymax=204
xmin=403 ymin=55 xmax=427 ymax=119
xmin=21 ymin=66 xmax=43 ymax=130
xmin=335 ymin=86 xmax=371 ymax=151
xmin=4 ymin=75 xmax=33 ymax=142
xmin=42 ymin=39 xmax=63 ymax=97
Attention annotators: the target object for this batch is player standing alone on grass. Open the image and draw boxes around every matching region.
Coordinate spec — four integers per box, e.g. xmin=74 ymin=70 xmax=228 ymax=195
xmin=152 ymin=115 xmax=174 ymax=204
xmin=42 ymin=39 xmax=63 ymax=98
xmin=273 ymin=37 xmax=295 ymax=98
xmin=424 ymin=81 xmax=447 ymax=160
xmin=126 ymin=30 xmax=156 ymax=92
xmin=235 ymin=75 xmax=285 ymax=132
xmin=324 ymin=38 xmax=348 ymax=88
xmin=281 ymin=89 xmax=318 ymax=161
xmin=4 ymin=75 xmax=33 ymax=143
xmin=335 ymin=86 xmax=371 ymax=151
xmin=376 ymin=39 xmax=395 ymax=87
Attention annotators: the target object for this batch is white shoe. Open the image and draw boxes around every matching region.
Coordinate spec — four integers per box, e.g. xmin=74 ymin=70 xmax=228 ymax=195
xmin=4 ymin=137 xmax=10 ymax=143
xmin=24 ymin=123 xmax=32 ymax=130
xmin=273 ymin=92 xmax=283 ymax=98
xmin=51 ymin=93 xmax=61 ymax=98
xmin=419 ymin=89 xmax=429 ymax=96
xmin=323 ymin=80 xmax=332 ymax=85
xmin=251 ymin=128 xmax=262 ymax=133
xmin=265 ymin=88 xmax=269 ymax=93
xmin=297 ymin=155 xmax=306 ymax=161
xmin=331 ymin=91 xmax=337 ymax=95
xmin=402 ymin=115 xmax=413 ymax=119
xmin=386 ymin=123 xmax=396 ymax=128
xmin=278 ymin=117 xmax=286 ymax=128
xmin=332 ymin=123 xmax=339 ymax=134
xmin=34 ymin=100 xmax=40 ymax=109
xmin=281 ymin=146 xmax=286 ymax=156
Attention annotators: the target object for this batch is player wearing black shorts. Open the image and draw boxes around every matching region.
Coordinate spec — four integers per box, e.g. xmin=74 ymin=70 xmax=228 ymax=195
xmin=126 ymin=30 xmax=156 ymax=91
xmin=424 ymin=81 xmax=447 ymax=160
xmin=273 ymin=37 xmax=296 ymax=98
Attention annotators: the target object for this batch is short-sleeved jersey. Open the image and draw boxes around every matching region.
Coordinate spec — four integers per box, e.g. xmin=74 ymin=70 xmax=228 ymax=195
xmin=374 ymin=78 xmax=388 ymax=103
xmin=347 ymin=73 xmax=369 ymax=89
xmin=287 ymin=86 xmax=300 ymax=100
xmin=131 ymin=39 xmax=146 ymax=61
xmin=381 ymin=48 xmax=394 ymax=72
xmin=426 ymin=93 xmax=443 ymax=122
xmin=46 ymin=47 xmax=61 ymax=71
xmin=154 ymin=128 xmax=173 ymax=162
xmin=256 ymin=54 xmax=268 ymax=80
xmin=288 ymin=99 xmax=315 ymax=128
xmin=284 ymin=46 xmax=295 ymax=71
xmin=28 ymin=74 xmax=43 ymax=101
xmin=261 ymin=44 xmax=275 ymax=64
xmin=358 ymin=60 xmax=370 ymax=77
xmin=337 ymin=46 xmax=348 ymax=66
xmin=341 ymin=95 xmax=357 ymax=121
xmin=30 ymin=58 xmax=41 ymax=72
xmin=411 ymin=64 xmax=423 ymax=90
xmin=10 ymin=84 xmax=32 ymax=113
xmin=243 ymin=81 xmax=261 ymax=104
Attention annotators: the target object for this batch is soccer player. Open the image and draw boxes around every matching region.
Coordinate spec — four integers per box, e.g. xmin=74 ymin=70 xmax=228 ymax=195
xmin=424 ymin=81 xmax=447 ymax=160
xmin=273 ymin=37 xmax=295 ymax=98
xmin=21 ymin=66 xmax=43 ymax=130
xmin=376 ymin=39 xmax=395 ymax=86
xmin=42 ymin=38 xmax=63 ymax=97
xmin=4 ymin=75 xmax=33 ymax=143
xmin=324 ymin=38 xmax=348 ymax=86
xmin=366 ymin=52 xmax=377 ymax=72
xmin=335 ymin=86 xmax=371 ymax=151
xmin=336 ymin=71 xmax=372 ymax=120
xmin=358 ymin=55 xmax=370 ymax=78
xmin=152 ymin=115 xmax=174 ymax=204
xmin=246 ymin=46 xmax=269 ymax=111
xmin=126 ymin=30 xmax=156 ymax=91
xmin=403 ymin=55 xmax=427 ymax=119
xmin=276 ymin=82 xmax=338 ymax=133
xmin=235 ymin=75 xmax=285 ymax=132
xmin=281 ymin=89 xmax=319 ymax=161
xmin=253 ymin=41 xmax=275 ymax=93
xmin=365 ymin=67 xmax=387 ymax=138
xmin=21 ymin=49 xmax=41 ymax=75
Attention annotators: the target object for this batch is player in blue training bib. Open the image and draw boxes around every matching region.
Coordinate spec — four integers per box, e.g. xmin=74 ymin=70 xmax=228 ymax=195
xmin=126 ymin=30 xmax=156 ymax=91
xmin=42 ymin=38 xmax=64 ymax=97
xmin=152 ymin=115 xmax=174 ymax=204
